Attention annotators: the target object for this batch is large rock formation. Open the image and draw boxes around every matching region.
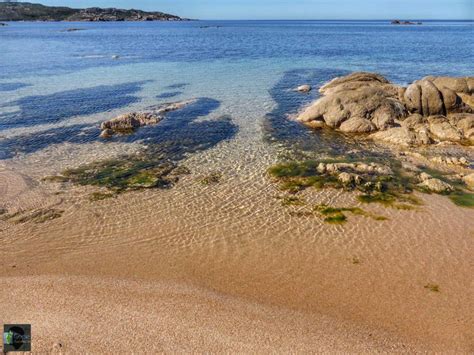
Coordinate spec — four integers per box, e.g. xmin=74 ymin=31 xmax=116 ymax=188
xmin=297 ymin=72 xmax=474 ymax=145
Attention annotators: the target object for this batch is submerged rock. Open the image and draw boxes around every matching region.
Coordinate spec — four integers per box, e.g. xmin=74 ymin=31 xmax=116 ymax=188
xmin=338 ymin=172 xmax=363 ymax=185
xmin=463 ymin=173 xmax=474 ymax=189
xmin=296 ymin=72 xmax=474 ymax=145
xmin=100 ymin=99 xmax=195 ymax=137
xmin=62 ymin=28 xmax=85 ymax=32
xmin=431 ymin=156 xmax=469 ymax=167
xmin=417 ymin=172 xmax=454 ymax=193
xmin=418 ymin=178 xmax=454 ymax=193
xmin=295 ymin=85 xmax=311 ymax=93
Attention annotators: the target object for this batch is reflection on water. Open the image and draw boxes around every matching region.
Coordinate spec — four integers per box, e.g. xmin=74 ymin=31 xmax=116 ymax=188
xmin=0 ymin=97 xmax=238 ymax=166
xmin=165 ymin=83 xmax=189 ymax=90
xmin=117 ymin=97 xmax=238 ymax=162
xmin=0 ymin=83 xmax=31 ymax=92
xmin=0 ymin=124 xmax=97 ymax=159
xmin=0 ymin=81 xmax=149 ymax=129
xmin=157 ymin=91 xmax=183 ymax=99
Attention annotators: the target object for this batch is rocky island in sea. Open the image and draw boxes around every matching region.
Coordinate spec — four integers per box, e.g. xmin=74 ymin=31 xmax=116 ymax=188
xmin=391 ymin=20 xmax=422 ymax=25
xmin=0 ymin=2 xmax=186 ymax=21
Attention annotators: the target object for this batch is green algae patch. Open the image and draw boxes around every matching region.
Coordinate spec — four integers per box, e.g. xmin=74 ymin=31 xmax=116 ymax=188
xmin=288 ymin=210 xmax=314 ymax=217
xmin=324 ymin=213 xmax=347 ymax=224
xmin=393 ymin=203 xmax=416 ymax=211
xmin=51 ymin=157 xmax=186 ymax=194
xmin=314 ymin=204 xmax=386 ymax=224
xmin=268 ymin=161 xmax=318 ymax=178
xmin=357 ymin=192 xmax=421 ymax=209
xmin=199 ymin=172 xmax=222 ymax=185
xmin=89 ymin=192 xmax=117 ymax=202
xmin=1 ymin=208 xmax=63 ymax=224
xmin=448 ymin=192 xmax=474 ymax=208
xmin=357 ymin=193 xmax=396 ymax=205
xmin=268 ymin=161 xmax=343 ymax=194
xmin=126 ymin=171 xmax=163 ymax=188
xmin=42 ymin=175 xmax=70 ymax=183
xmin=280 ymin=196 xmax=305 ymax=206
xmin=424 ymin=283 xmax=440 ymax=292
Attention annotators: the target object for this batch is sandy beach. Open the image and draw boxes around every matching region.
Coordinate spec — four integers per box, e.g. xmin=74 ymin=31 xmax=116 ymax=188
xmin=1 ymin=142 xmax=473 ymax=352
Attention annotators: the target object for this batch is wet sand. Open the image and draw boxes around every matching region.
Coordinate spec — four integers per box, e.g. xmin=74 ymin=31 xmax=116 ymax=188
xmin=1 ymin=134 xmax=473 ymax=353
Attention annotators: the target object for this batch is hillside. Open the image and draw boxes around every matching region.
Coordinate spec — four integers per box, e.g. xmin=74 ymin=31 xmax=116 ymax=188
xmin=0 ymin=2 xmax=184 ymax=21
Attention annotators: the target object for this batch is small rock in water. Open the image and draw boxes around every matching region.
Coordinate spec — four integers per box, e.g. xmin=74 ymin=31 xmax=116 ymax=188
xmin=295 ymin=85 xmax=311 ymax=93
xmin=463 ymin=173 xmax=474 ymax=189
xmin=99 ymin=128 xmax=114 ymax=139
xmin=63 ymin=28 xmax=84 ymax=32
xmin=419 ymin=172 xmax=431 ymax=182
xmin=338 ymin=172 xmax=353 ymax=184
xmin=112 ymin=55 xmax=120 ymax=59
xmin=99 ymin=99 xmax=196 ymax=138
xmin=418 ymin=177 xmax=454 ymax=193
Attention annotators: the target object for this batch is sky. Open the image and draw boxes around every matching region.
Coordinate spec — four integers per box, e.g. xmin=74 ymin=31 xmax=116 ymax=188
xmin=34 ymin=0 xmax=473 ymax=20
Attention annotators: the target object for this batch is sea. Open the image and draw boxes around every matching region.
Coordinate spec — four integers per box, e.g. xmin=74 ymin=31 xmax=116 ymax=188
xmin=0 ymin=20 xmax=472 ymax=166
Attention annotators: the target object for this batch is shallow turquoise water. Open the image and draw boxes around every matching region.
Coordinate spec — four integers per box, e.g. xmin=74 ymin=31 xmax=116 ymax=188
xmin=0 ymin=20 xmax=472 ymax=161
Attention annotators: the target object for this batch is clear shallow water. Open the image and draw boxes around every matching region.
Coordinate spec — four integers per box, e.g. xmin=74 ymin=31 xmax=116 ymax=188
xmin=0 ymin=20 xmax=473 ymax=162
xmin=1 ymin=21 xmax=474 ymax=351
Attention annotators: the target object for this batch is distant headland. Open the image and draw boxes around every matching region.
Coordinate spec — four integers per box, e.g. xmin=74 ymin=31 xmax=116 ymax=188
xmin=0 ymin=2 xmax=187 ymax=22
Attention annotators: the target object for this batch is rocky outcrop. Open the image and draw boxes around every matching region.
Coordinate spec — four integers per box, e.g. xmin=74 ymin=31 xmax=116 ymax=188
xmin=403 ymin=77 xmax=472 ymax=116
xmin=0 ymin=2 xmax=184 ymax=22
xmin=297 ymin=72 xmax=474 ymax=145
xmin=100 ymin=99 xmax=195 ymax=138
xmin=339 ymin=117 xmax=376 ymax=133
xmin=295 ymin=85 xmax=311 ymax=93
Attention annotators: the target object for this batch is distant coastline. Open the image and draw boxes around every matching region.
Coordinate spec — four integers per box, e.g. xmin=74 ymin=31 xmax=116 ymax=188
xmin=0 ymin=2 xmax=188 ymax=22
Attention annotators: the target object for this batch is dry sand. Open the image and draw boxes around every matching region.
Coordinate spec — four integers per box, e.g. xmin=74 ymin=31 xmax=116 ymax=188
xmin=0 ymin=276 xmax=423 ymax=353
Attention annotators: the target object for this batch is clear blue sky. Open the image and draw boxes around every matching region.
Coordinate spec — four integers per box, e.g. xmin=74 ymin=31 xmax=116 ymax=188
xmin=36 ymin=0 xmax=473 ymax=20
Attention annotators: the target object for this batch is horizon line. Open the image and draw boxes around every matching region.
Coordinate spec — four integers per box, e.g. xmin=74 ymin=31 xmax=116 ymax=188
xmin=197 ymin=18 xmax=473 ymax=21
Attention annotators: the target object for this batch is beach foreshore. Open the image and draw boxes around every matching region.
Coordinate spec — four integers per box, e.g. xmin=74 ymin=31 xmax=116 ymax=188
xmin=1 ymin=71 xmax=473 ymax=352
xmin=0 ymin=275 xmax=427 ymax=353
xmin=1 ymin=158 xmax=473 ymax=352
